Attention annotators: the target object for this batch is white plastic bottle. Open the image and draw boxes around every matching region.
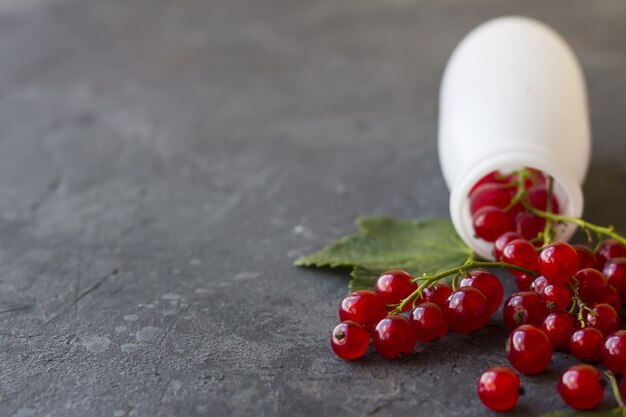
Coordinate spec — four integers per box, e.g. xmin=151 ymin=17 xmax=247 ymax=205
xmin=438 ymin=16 xmax=591 ymax=260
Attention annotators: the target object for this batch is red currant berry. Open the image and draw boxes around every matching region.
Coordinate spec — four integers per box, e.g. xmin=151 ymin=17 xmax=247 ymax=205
xmin=585 ymin=303 xmax=620 ymax=337
xmin=596 ymin=284 xmax=622 ymax=312
xmin=330 ymin=321 xmax=370 ymax=360
xmin=469 ymin=171 xmax=504 ymax=194
xmin=557 ymin=364 xmax=604 ymax=411
xmin=602 ymin=330 xmax=626 ymax=374
xmin=573 ymin=244 xmax=597 ymax=270
xmin=444 ymin=287 xmax=490 ymax=333
xmin=503 ymin=291 xmax=548 ymax=330
xmin=459 ymin=270 xmax=504 ymax=315
xmin=419 ymin=282 xmax=453 ymax=309
xmin=538 ymin=242 xmax=579 ymax=284
xmin=339 ymin=290 xmax=387 ymax=330
xmin=494 ymin=232 xmax=524 ymax=260
xmin=541 ymin=283 xmax=572 ymax=311
xmin=477 ymin=367 xmax=522 ymax=412
xmin=372 ymin=315 xmax=418 ymax=359
xmin=473 ymin=206 xmax=512 ymax=242
xmin=575 ymin=268 xmax=609 ymax=302
xmin=528 ymin=185 xmax=560 ymax=213
xmin=603 ymin=258 xmax=626 ymax=298
xmin=515 ymin=274 xmax=534 ymax=291
xmin=514 ymin=212 xmax=544 ymax=241
xmin=531 ymin=275 xmax=549 ymax=294
xmin=596 ymin=239 xmax=626 ymax=269
xmin=570 ymin=327 xmax=604 ymax=362
xmin=374 ymin=270 xmax=417 ymax=310
xmin=410 ymin=302 xmax=449 ymax=342
xmin=542 ymin=312 xmax=576 ymax=351
xmin=469 ymin=183 xmax=514 ymax=214
xmin=507 ymin=325 xmax=553 ymax=375
xmin=502 ymin=239 xmax=538 ymax=277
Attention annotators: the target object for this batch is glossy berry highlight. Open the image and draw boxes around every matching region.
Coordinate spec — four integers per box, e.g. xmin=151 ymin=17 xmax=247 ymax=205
xmin=557 ymin=365 xmax=604 ymax=411
xmin=372 ymin=315 xmax=418 ymax=359
xmin=477 ymin=367 xmax=522 ymax=412
xmin=330 ymin=321 xmax=370 ymax=360
xmin=339 ymin=290 xmax=387 ymax=330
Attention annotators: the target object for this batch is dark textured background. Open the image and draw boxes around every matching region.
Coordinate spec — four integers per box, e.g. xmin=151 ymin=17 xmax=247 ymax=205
xmin=1 ymin=0 xmax=625 ymax=416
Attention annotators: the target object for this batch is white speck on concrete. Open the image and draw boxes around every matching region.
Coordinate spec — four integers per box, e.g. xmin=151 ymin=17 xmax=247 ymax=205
xmin=80 ymin=336 xmax=111 ymax=353
xmin=138 ymin=303 xmax=156 ymax=309
xmin=136 ymin=326 xmax=160 ymax=342
xmin=124 ymin=314 xmax=139 ymax=321
xmin=161 ymin=293 xmax=181 ymax=300
xmin=121 ymin=343 xmax=142 ymax=353
xmin=233 ymin=271 xmax=261 ymax=281
xmin=115 ymin=326 xmax=127 ymax=334
xmin=293 ymin=224 xmax=314 ymax=239
xmin=190 ymin=258 xmax=201 ymax=266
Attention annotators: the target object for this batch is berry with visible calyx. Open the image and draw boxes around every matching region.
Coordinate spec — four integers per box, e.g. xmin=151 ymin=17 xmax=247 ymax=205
xmin=541 ymin=283 xmax=572 ymax=311
xmin=469 ymin=183 xmax=514 ymax=214
xmin=531 ymin=276 xmax=549 ymax=294
xmin=372 ymin=315 xmax=418 ymax=359
xmin=603 ymin=258 xmax=626 ymax=298
xmin=557 ymin=364 xmax=604 ymax=411
xmin=503 ymin=291 xmax=547 ymax=330
xmin=444 ymin=287 xmax=490 ymax=333
xmin=573 ymin=244 xmax=597 ymax=270
xmin=419 ymin=282 xmax=453 ymax=309
xmin=330 ymin=321 xmax=370 ymax=360
xmin=596 ymin=239 xmax=626 ymax=269
xmin=538 ymin=242 xmax=579 ymax=284
xmin=514 ymin=212 xmax=544 ymax=241
xmin=374 ymin=270 xmax=417 ymax=310
xmin=602 ymin=330 xmax=626 ymax=374
xmin=528 ymin=185 xmax=560 ymax=213
xmin=596 ymin=285 xmax=622 ymax=312
xmin=507 ymin=325 xmax=553 ymax=375
xmin=570 ymin=327 xmax=604 ymax=362
xmin=477 ymin=367 xmax=522 ymax=412
xmin=575 ymin=268 xmax=609 ymax=302
xmin=494 ymin=232 xmax=524 ymax=260
xmin=459 ymin=270 xmax=504 ymax=315
xmin=585 ymin=303 xmax=620 ymax=337
xmin=515 ymin=274 xmax=534 ymax=291
xmin=410 ymin=302 xmax=448 ymax=342
xmin=339 ymin=290 xmax=387 ymax=330
xmin=502 ymin=239 xmax=538 ymax=277
xmin=473 ymin=206 xmax=512 ymax=242
xmin=542 ymin=312 xmax=576 ymax=351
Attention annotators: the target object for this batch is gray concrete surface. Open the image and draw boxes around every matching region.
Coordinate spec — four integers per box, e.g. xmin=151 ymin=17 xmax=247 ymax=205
xmin=1 ymin=0 xmax=626 ymax=416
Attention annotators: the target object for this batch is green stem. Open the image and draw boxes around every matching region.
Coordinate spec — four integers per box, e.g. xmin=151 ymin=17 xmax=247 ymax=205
xmin=606 ymin=371 xmax=626 ymax=409
xmin=527 ymin=206 xmax=626 ymax=247
xmin=542 ymin=177 xmax=555 ymax=246
xmin=393 ymin=260 xmax=537 ymax=314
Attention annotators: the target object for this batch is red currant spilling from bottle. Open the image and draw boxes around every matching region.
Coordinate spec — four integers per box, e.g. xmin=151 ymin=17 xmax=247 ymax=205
xmin=528 ymin=185 xmax=560 ymax=213
xmin=541 ymin=283 xmax=572 ymax=311
xmin=477 ymin=367 xmax=522 ymax=412
xmin=372 ymin=315 xmax=418 ymax=359
xmin=502 ymin=239 xmax=538 ymax=276
xmin=602 ymin=330 xmax=626 ymax=374
xmin=339 ymin=290 xmax=387 ymax=330
xmin=514 ymin=212 xmax=544 ymax=241
xmin=575 ymin=268 xmax=609 ymax=302
xmin=469 ymin=183 xmax=514 ymax=214
xmin=557 ymin=364 xmax=604 ymax=411
xmin=444 ymin=287 xmax=490 ymax=333
xmin=494 ymin=232 xmax=524 ymax=260
xmin=538 ymin=242 xmax=579 ymax=284
xmin=570 ymin=327 xmax=604 ymax=362
xmin=330 ymin=321 xmax=370 ymax=360
xmin=410 ymin=302 xmax=449 ymax=342
xmin=459 ymin=270 xmax=504 ymax=315
xmin=374 ymin=270 xmax=417 ymax=310
xmin=472 ymin=206 xmax=512 ymax=242
xmin=503 ymin=291 xmax=547 ymax=330
xmin=507 ymin=325 xmax=553 ymax=375
xmin=585 ymin=303 xmax=619 ymax=337
xmin=542 ymin=312 xmax=576 ymax=351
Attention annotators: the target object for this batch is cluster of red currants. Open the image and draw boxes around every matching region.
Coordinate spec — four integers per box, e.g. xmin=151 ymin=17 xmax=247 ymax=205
xmin=330 ymin=168 xmax=626 ymax=413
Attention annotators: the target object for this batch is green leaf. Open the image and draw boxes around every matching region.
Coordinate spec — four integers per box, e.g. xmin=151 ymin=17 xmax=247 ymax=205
xmin=294 ymin=216 xmax=472 ymax=290
xmin=539 ymin=408 xmax=626 ymax=417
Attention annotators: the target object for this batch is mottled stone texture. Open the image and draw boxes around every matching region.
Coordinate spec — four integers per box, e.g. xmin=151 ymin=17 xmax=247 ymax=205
xmin=0 ymin=0 xmax=625 ymax=416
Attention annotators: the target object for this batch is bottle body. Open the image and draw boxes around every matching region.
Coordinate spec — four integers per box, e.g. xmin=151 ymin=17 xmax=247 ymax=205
xmin=438 ymin=16 xmax=591 ymax=259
